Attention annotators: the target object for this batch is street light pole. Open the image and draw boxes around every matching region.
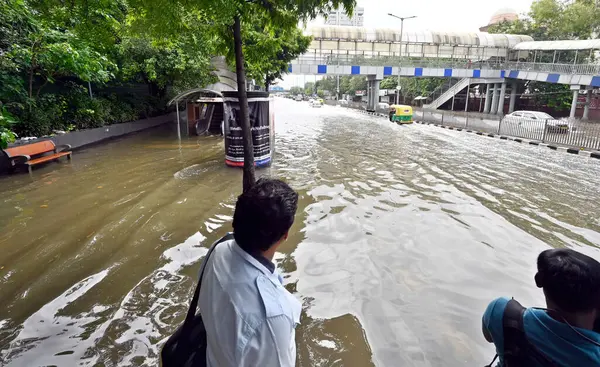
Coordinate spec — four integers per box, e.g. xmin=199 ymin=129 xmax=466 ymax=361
xmin=388 ymin=13 xmax=417 ymax=105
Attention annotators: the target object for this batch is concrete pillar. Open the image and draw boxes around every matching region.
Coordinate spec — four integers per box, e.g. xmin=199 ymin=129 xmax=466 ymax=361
xmin=509 ymin=81 xmax=518 ymax=113
xmin=483 ymin=84 xmax=492 ymax=113
xmin=490 ymin=83 xmax=499 ymax=115
xmin=496 ymin=82 xmax=507 ymax=115
xmin=373 ymin=79 xmax=380 ymax=110
xmin=366 ymin=79 xmax=372 ymax=111
xmin=366 ymin=76 xmax=381 ymax=112
xmin=464 ymin=79 xmax=471 ymax=112
xmin=570 ymin=89 xmax=579 ymax=118
xmin=583 ymin=89 xmax=592 ymax=120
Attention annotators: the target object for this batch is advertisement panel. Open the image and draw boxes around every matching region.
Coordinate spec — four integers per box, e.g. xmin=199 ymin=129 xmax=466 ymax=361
xmin=223 ymin=91 xmax=273 ymax=167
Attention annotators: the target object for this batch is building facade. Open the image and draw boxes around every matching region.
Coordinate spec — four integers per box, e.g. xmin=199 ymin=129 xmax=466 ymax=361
xmin=324 ymin=7 xmax=364 ymax=27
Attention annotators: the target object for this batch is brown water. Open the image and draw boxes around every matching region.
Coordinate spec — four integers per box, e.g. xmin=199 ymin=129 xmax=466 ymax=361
xmin=1 ymin=98 xmax=600 ymax=366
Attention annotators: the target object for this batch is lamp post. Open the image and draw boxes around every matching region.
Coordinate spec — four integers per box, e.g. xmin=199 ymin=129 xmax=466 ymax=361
xmin=388 ymin=13 xmax=417 ymax=105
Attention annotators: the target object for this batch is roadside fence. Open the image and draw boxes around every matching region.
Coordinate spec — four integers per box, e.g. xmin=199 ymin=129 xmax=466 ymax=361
xmin=411 ymin=109 xmax=600 ymax=151
xmin=327 ymin=100 xmax=600 ymax=151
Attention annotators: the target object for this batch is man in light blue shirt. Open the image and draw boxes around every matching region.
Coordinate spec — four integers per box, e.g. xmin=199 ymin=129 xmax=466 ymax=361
xmin=482 ymin=248 xmax=600 ymax=366
xmin=199 ymin=178 xmax=301 ymax=367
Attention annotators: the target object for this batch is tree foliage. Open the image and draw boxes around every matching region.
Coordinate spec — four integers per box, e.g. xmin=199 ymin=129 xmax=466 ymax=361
xmin=241 ymin=16 xmax=312 ymax=88
xmin=0 ymin=106 xmax=17 ymax=148
xmin=289 ymin=86 xmax=303 ymax=95
xmin=314 ymin=75 xmax=445 ymax=102
xmin=487 ymin=0 xmax=599 ymax=111
xmin=0 ymin=0 xmax=218 ymax=138
xmin=314 ymin=75 xmax=367 ymax=96
xmin=489 ymin=0 xmax=600 ymax=41
xmin=304 ymin=81 xmax=316 ymax=95
xmin=1 ymin=0 xmax=308 ymax=138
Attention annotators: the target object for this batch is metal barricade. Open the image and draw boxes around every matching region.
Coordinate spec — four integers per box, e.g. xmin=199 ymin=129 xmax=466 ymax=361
xmin=542 ymin=119 xmax=600 ymax=151
xmin=464 ymin=114 xmax=501 ymax=135
xmin=347 ymin=103 xmax=600 ymax=151
xmin=498 ymin=116 xmax=545 ymax=141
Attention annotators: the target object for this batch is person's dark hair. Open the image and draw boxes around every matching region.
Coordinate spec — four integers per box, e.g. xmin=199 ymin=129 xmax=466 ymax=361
xmin=535 ymin=248 xmax=600 ymax=313
xmin=232 ymin=178 xmax=298 ymax=253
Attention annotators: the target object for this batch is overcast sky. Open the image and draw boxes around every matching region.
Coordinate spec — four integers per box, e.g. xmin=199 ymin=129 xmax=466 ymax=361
xmin=278 ymin=0 xmax=534 ymax=88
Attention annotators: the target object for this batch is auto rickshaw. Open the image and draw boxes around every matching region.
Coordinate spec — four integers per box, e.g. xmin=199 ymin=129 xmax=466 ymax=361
xmin=389 ymin=104 xmax=414 ymax=124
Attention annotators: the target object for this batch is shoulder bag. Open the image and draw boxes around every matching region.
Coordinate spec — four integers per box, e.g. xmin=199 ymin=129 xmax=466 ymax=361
xmin=161 ymin=233 xmax=234 ymax=367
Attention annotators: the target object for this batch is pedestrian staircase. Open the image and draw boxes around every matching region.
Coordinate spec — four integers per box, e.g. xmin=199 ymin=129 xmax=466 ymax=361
xmin=423 ymin=77 xmax=506 ymax=110
xmin=424 ymin=78 xmax=471 ymax=109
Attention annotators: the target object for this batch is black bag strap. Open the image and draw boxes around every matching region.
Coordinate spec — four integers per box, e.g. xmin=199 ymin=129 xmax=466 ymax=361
xmin=503 ymin=299 xmax=558 ymax=367
xmin=181 ymin=233 xmax=234 ymax=329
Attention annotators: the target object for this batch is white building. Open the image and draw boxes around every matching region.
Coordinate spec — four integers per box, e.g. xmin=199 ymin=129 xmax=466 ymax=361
xmin=324 ymin=6 xmax=364 ymax=27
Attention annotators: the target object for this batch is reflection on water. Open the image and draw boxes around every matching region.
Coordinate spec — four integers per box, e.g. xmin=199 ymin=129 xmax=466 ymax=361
xmin=1 ymin=99 xmax=600 ymax=366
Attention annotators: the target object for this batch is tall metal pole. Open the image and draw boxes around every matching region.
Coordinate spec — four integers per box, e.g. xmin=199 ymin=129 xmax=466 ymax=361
xmin=465 ymin=79 xmax=470 ymax=112
xmin=175 ymin=101 xmax=181 ymax=140
xmin=337 ymin=40 xmax=340 ymax=100
xmin=397 ymin=18 xmax=403 ymax=105
xmin=451 ymin=78 xmax=456 ymax=111
xmin=389 ymin=14 xmax=416 ymax=105
xmin=479 ymin=84 xmax=484 ymax=112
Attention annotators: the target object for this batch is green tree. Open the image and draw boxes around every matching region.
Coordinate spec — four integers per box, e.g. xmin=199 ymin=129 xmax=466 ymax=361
xmin=487 ymin=0 xmax=600 ymax=111
xmin=304 ymin=81 xmax=315 ymax=95
xmin=289 ymin=86 xmax=303 ymax=95
xmin=8 ymin=29 xmax=114 ymax=100
xmin=0 ymin=106 xmax=17 ymax=148
xmin=241 ymin=19 xmax=311 ymax=88
xmin=489 ymin=0 xmax=600 ymax=41
xmin=118 ymin=36 xmax=215 ymax=97
xmin=315 ymin=76 xmax=337 ymax=94
xmin=380 ymin=77 xmax=397 ymax=90
xmin=380 ymin=77 xmax=446 ymax=103
xmin=348 ymin=76 xmax=367 ymax=95
xmin=1 ymin=0 xmax=221 ymax=138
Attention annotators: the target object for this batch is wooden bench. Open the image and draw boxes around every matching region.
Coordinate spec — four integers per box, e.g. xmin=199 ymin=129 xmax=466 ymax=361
xmin=3 ymin=140 xmax=72 ymax=173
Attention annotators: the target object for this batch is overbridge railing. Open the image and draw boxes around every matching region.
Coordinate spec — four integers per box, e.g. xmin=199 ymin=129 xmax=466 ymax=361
xmin=504 ymin=62 xmax=600 ymax=75
xmin=294 ymin=55 xmax=600 ymax=76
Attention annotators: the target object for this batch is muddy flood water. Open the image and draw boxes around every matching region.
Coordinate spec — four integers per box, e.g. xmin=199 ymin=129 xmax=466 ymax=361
xmin=1 ymin=98 xmax=600 ymax=366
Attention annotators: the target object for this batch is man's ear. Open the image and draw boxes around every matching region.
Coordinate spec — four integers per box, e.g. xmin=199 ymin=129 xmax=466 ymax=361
xmin=534 ymin=272 xmax=543 ymax=288
xmin=283 ymin=232 xmax=289 ymax=241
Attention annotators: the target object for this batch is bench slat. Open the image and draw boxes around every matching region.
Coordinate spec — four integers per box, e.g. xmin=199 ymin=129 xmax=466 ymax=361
xmin=26 ymin=151 xmax=71 ymax=165
xmin=5 ymin=140 xmax=56 ymax=157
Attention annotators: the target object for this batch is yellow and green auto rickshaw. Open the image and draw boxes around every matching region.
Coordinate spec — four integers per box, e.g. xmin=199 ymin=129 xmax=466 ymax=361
xmin=388 ymin=105 xmax=414 ymax=124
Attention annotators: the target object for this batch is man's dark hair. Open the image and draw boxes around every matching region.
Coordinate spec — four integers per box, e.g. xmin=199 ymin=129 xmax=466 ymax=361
xmin=232 ymin=178 xmax=298 ymax=253
xmin=535 ymin=248 xmax=600 ymax=313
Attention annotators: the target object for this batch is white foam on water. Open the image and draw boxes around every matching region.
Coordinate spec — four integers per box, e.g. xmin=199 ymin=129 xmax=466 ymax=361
xmin=317 ymin=340 xmax=337 ymax=349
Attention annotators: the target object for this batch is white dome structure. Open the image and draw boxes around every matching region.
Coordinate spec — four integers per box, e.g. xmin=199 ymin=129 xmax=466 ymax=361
xmin=480 ymin=8 xmax=519 ymax=32
xmin=489 ymin=8 xmax=519 ymax=25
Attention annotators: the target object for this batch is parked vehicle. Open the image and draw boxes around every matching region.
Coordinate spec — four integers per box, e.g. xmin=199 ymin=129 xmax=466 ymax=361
xmin=503 ymin=111 xmax=570 ymax=133
xmin=389 ymin=104 xmax=414 ymax=124
xmin=310 ymin=99 xmax=323 ymax=108
xmin=295 ymin=95 xmax=303 ymax=102
xmin=338 ymin=99 xmax=349 ymax=106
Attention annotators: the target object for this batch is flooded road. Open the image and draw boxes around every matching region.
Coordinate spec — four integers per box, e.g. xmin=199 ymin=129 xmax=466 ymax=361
xmin=1 ymin=98 xmax=600 ymax=366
